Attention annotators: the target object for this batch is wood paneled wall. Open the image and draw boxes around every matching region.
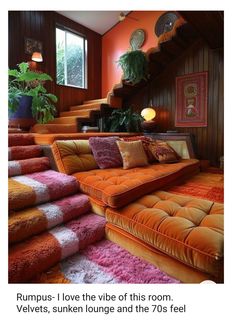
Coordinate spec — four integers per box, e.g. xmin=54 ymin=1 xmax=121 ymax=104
xmin=8 ymin=11 xmax=102 ymax=113
xmin=127 ymin=40 xmax=224 ymax=166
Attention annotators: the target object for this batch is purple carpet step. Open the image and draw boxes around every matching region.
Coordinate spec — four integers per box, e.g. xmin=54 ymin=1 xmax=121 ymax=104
xmin=8 ymin=157 xmax=50 ymax=177
xmin=34 ymin=240 xmax=180 ymax=284
xmin=9 ymin=170 xmax=79 ymax=211
xmin=8 ymin=145 xmax=42 ymax=161
xmin=9 ymin=213 xmax=106 ymax=283
xmin=9 ymin=193 xmax=91 ymax=244
xmin=8 ymin=134 xmax=35 ymax=147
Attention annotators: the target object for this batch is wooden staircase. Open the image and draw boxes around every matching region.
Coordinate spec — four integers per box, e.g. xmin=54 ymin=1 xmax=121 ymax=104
xmin=31 ymin=95 xmax=122 ymax=133
xmin=111 ymin=23 xmax=200 ymax=100
xmin=30 ymin=22 xmax=202 ymax=134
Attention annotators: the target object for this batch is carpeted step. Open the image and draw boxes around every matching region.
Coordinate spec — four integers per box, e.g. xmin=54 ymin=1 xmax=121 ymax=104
xmin=83 ymin=98 xmax=107 ymax=105
xmin=30 ymin=123 xmax=77 ymax=134
xmin=8 ymin=157 xmax=50 ymax=177
xmin=8 ymin=145 xmax=42 ymax=161
xmin=9 ymin=213 xmax=106 ymax=283
xmin=33 ymin=239 xmax=180 ymax=284
xmin=8 ymin=134 xmax=35 ymax=147
xmin=47 ymin=116 xmax=78 ymax=124
xmin=60 ymin=109 xmax=100 ymax=118
xmin=9 ymin=170 xmax=79 ymax=211
xmin=9 ymin=193 xmax=91 ymax=244
xmin=69 ymin=102 xmax=104 ymax=111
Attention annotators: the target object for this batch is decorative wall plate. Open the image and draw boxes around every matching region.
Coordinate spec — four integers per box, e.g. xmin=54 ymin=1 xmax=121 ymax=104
xmin=130 ymin=29 xmax=145 ymax=50
xmin=155 ymin=12 xmax=179 ymax=37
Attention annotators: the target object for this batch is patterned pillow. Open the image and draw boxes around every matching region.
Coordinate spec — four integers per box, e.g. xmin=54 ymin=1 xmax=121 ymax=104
xmin=148 ymin=140 xmax=181 ymax=163
xmin=116 ymin=140 xmax=148 ymax=169
xmin=121 ymin=136 xmax=155 ymax=163
xmin=89 ymin=136 xmax=122 ymax=169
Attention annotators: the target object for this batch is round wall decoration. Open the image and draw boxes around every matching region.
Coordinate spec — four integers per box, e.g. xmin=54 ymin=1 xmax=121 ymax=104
xmin=155 ymin=12 xmax=179 ymax=37
xmin=130 ymin=29 xmax=145 ymax=50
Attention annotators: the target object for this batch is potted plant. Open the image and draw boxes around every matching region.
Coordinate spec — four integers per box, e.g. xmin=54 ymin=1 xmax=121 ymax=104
xmin=117 ymin=50 xmax=148 ymax=85
xmin=105 ymin=107 xmax=144 ymax=132
xmin=8 ymin=62 xmax=58 ymax=127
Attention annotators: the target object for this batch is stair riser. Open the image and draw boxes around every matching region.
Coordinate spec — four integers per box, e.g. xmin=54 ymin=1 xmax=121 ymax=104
xmin=8 ymin=145 xmax=42 ymax=161
xmin=9 ymin=134 xmax=35 ymax=147
xmin=8 ymin=157 xmax=50 ymax=177
xmin=47 ymin=117 xmax=78 ymax=124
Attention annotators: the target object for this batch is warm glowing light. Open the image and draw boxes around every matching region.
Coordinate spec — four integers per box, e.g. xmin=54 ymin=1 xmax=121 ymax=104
xmin=31 ymin=52 xmax=43 ymax=62
xmin=141 ymin=108 xmax=156 ymax=121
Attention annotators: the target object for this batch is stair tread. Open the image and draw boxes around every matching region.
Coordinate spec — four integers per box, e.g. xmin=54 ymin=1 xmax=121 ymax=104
xmin=70 ymin=102 xmax=104 ymax=111
xmin=9 ymin=213 xmax=106 ymax=283
xmin=83 ymin=98 xmax=107 ymax=104
xmin=8 ymin=134 xmax=35 ymax=147
xmin=60 ymin=109 xmax=101 ymax=118
xmin=8 ymin=145 xmax=42 ymax=161
xmin=9 ymin=193 xmax=90 ymax=244
xmin=9 ymin=170 xmax=79 ymax=211
xmin=8 ymin=156 xmax=50 ymax=177
xmin=31 ymin=123 xmax=78 ymax=134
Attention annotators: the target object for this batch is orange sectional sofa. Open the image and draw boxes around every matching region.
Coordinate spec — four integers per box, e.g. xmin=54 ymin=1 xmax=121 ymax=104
xmin=50 ymin=138 xmax=223 ymax=283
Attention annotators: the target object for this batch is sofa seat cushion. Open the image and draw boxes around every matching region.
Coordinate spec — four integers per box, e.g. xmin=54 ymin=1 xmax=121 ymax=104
xmin=106 ymin=191 xmax=224 ymax=278
xmin=74 ymin=159 xmax=200 ymax=208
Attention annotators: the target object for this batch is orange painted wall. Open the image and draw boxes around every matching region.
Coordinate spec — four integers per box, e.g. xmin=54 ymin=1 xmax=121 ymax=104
xmin=102 ymin=11 xmax=166 ymax=97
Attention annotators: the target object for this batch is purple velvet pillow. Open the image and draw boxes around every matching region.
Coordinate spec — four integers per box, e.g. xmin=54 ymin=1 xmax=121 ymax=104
xmin=89 ymin=136 xmax=123 ymax=169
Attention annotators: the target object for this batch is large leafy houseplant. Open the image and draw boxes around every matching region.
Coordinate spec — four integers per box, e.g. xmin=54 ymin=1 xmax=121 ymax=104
xmin=105 ymin=108 xmax=144 ymax=132
xmin=8 ymin=62 xmax=58 ymax=124
xmin=117 ymin=50 xmax=148 ymax=85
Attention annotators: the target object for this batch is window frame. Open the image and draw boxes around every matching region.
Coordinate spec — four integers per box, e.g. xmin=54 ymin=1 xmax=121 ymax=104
xmin=55 ymin=24 xmax=88 ymax=90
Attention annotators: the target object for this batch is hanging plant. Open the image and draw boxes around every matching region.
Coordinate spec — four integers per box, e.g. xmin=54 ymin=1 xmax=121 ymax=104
xmin=117 ymin=50 xmax=148 ymax=85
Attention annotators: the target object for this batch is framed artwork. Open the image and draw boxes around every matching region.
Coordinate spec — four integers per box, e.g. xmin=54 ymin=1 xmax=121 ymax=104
xmin=24 ymin=38 xmax=43 ymax=55
xmin=175 ymin=71 xmax=208 ymax=127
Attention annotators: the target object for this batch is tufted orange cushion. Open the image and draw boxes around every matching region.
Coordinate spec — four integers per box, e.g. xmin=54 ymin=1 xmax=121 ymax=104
xmin=52 ymin=140 xmax=98 ymax=175
xmin=106 ymin=191 xmax=224 ymax=279
xmin=74 ymin=159 xmax=200 ymax=208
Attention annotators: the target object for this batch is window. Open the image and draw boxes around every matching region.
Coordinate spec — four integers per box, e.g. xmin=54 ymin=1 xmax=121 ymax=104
xmin=56 ymin=27 xmax=87 ymax=89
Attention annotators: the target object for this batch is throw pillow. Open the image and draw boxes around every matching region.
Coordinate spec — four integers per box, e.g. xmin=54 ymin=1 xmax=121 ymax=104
xmin=89 ymin=136 xmax=123 ymax=169
xmin=148 ymin=140 xmax=181 ymax=163
xmin=116 ymin=140 xmax=148 ymax=169
xmin=121 ymin=136 xmax=155 ymax=163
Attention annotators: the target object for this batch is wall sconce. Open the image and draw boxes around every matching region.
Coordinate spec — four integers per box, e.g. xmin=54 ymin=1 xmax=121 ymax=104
xmin=141 ymin=107 xmax=158 ymax=132
xmin=31 ymin=52 xmax=43 ymax=62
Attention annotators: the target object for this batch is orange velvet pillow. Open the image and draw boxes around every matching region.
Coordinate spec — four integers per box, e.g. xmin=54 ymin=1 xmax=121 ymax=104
xmin=121 ymin=136 xmax=155 ymax=163
xmin=116 ymin=140 xmax=148 ymax=169
xmin=148 ymin=140 xmax=181 ymax=163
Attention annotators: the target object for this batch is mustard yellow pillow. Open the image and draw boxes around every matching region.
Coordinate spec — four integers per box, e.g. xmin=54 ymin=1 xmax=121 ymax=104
xmin=116 ymin=140 xmax=148 ymax=169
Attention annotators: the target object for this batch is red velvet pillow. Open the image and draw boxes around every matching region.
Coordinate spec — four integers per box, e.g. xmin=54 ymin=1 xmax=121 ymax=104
xmin=89 ymin=136 xmax=123 ymax=169
xmin=121 ymin=136 xmax=155 ymax=163
xmin=148 ymin=140 xmax=181 ymax=163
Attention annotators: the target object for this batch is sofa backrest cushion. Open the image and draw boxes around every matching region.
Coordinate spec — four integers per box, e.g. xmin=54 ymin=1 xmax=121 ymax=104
xmin=89 ymin=136 xmax=123 ymax=169
xmin=52 ymin=140 xmax=98 ymax=174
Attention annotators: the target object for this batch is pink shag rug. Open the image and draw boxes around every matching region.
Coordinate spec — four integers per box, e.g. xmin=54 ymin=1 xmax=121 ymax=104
xmin=34 ymin=239 xmax=180 ymax=284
